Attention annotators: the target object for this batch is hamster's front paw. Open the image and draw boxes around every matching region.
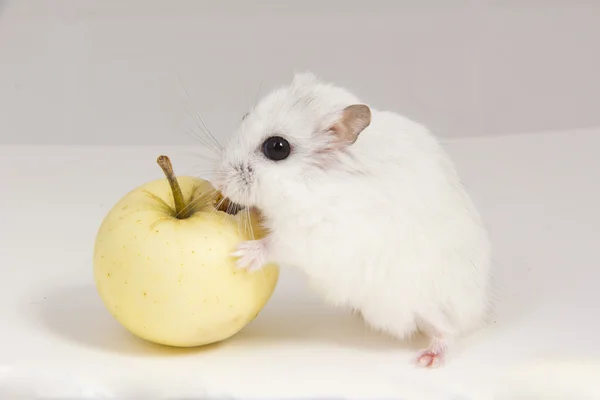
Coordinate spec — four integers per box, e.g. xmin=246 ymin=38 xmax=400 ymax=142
xmin=232 ymin=239 xmax=267 ymax=272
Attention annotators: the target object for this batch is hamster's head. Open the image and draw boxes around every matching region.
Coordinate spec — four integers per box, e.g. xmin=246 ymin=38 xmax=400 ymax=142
xmin=214 ymin=72 xmax=371 ymax=213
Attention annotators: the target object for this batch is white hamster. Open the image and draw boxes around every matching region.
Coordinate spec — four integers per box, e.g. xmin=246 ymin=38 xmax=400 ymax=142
xmin=214 ymin=72 xmax=492 ymax=367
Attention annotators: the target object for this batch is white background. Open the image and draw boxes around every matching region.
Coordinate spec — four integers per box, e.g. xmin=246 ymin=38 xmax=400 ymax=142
xmin=1 ymin=0 xmax=599 ymax=145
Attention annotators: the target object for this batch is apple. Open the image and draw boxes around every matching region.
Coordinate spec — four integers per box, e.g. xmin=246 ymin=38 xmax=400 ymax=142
xmin=93 ymin=155 xmax=279 ymax=347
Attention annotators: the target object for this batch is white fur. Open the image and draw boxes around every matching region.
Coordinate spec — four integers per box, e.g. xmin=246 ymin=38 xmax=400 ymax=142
xmin=215 ymin=72 xmax=492 ymax=359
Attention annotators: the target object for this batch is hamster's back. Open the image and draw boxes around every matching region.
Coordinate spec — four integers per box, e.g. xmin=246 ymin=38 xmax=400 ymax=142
xmin=341 ymin=109 xmax=493 ymax=332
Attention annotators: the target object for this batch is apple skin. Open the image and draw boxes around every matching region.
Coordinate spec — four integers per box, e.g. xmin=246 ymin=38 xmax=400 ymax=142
xmin=93 ymin=176 xmax=279 ymax=347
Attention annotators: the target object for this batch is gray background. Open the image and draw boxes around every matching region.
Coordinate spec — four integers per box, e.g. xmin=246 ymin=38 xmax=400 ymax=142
xmin=0 ymin=0 xmax=598 ymax=145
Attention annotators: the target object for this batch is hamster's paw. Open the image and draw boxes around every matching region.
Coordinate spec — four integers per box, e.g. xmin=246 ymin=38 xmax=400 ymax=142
xmin=415 ymin=336 xmax=447 ymax=368
xmin=232 ymin=239 xmax=267 ymax=272
xmin=416 ymin=349 xmax=445 ymax=368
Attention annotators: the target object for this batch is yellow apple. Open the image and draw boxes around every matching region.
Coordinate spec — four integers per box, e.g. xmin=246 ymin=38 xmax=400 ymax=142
xmin=93 ymin=155 xmax=279 ymax=347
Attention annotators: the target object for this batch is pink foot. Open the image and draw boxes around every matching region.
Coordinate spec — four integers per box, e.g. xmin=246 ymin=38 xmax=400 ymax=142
xmin=231 ymin=239 xmax=267 ymax=272
xmin=415 ymin=336 xmax=447 ymax=368
xmin=416 ymin=349 xmax=445 ymax=368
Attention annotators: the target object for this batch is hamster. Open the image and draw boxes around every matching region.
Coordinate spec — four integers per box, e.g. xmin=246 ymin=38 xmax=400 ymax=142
xmin=213 ymin=72 xmax=492 ymax=367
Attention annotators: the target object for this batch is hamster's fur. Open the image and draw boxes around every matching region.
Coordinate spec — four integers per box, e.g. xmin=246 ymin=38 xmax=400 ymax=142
xmin=214 ymin=72 xmax=492 ymax=367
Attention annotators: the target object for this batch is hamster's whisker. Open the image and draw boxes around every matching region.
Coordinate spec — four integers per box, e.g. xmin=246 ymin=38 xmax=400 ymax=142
xmin=246 ymin=206 xmax=255 ymax=241
xmin=243 ymin=206 xmax=250 ymax=237
xmin=189 ymin=187 xmax=217 ymax=207
xmin=187 ymin=170 xmax=219 ymax=177
xmin=235 ymin=209 xmax=242 ymax=238
xmin=175 ymin=150 xmax=219 ymax=164
xmin=211 ymin=196 xmax=227 ymax=216
xmin=177 ymin=187 xmax=218 ymax=217
xmin=196 ymin=115 xmax=222 ymax=154
xmin=184 ymin=126 xmax=221 ymax=156
xmin=189 ymin=104 xmax=222 ymax=151
xmin=182 ymin=126 xmax=219 ymax=156
xmin=176 ymin=73 xmax=223 ymax=152
xmin=175 ymin=87 xmax=219 ymax=153
xmin=253 ymin=79 xmax=264 ymax=110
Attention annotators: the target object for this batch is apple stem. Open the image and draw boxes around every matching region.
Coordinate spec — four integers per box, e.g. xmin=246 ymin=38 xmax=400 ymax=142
xmin=156 ymin=155 xmax=190 ymax=219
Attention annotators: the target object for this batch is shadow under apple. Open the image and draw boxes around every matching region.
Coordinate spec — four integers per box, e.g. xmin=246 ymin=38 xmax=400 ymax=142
xmin=35 ymin=284 xmax=224 ymax=357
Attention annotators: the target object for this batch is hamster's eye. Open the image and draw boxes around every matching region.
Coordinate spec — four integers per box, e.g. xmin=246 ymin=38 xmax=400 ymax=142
xmin=262 ymin=136 xmax=291 ymax=161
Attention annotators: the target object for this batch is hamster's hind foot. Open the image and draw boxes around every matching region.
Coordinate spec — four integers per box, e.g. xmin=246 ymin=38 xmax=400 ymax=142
xmin=415 ymin=335 xmax=447 ymax=368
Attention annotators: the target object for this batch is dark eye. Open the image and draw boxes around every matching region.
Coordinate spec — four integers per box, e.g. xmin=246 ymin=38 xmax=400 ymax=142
xmin=262 ymin=136 xmax=291 ymax=161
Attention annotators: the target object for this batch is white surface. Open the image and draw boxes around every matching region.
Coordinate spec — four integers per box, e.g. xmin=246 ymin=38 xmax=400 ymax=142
xmin=1 ymin=0 xmax=600 ymax=145
xmin=1 ymin=128 xmax=600 ymax=398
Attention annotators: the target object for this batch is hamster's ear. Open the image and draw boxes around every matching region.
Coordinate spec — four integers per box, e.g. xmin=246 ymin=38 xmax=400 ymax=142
xmin=329 ymin=104 xmax=371 ymax=146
